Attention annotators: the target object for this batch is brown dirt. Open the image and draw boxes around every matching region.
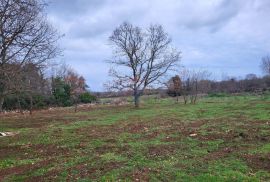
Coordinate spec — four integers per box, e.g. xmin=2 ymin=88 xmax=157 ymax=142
xmin=243 ymin=154 xmax=270 ymax=171
xmin=147 ymin=144 xmax=176 ymax=158
xmin=25 ymin=158 xmax=124 ymax=181
xmin=0 ymin=145 xmax=29 ymax=159
xmin=30 ymin=144 xmax=71 ymax=157
xmin=0 ymin=104 xmax=130 ymax=130
xmin=0 ymin=159 xmax=54 ymax=181
xmin=125 ymin=123 xmax=149 ymax=134
xmin=0 ymin=143 xmax=71 ymax=180
xmin=203 ymin=147 xmax=235 ymax=161
xmin=71 ymin=161 xmax=123 ymax=180
xmin=131 ymin=168 xmax=151 ymax=181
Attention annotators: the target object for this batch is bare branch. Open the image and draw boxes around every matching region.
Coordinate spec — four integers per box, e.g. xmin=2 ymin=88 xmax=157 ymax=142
xmin=107 ymin=22 xmax=181 ymax=107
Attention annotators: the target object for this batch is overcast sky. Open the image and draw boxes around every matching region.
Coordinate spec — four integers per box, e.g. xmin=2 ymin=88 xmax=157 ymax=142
xmin=47 ymin=0 xmax=270 ymax=91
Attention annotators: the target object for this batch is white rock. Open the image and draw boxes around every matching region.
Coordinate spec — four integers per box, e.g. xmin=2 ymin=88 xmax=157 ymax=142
xmin=189 ymin=133 xmax=197 ymax=137
xmin=0 ymin=132 xmax=7 ymax=136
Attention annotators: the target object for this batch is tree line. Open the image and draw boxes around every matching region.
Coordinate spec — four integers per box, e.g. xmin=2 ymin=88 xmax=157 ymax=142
xmin=1 ymin=62 xmax=96 ymax=112
xmin=167 ymin=71 xmax=270 ymax=104
xmin=166 ymin=56 xmax=270 ymax=103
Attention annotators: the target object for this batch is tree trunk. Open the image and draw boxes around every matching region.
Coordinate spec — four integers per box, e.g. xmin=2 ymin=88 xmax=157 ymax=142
xmin=73 ymin=95 xmax=78 ymax=113
xmin=74 ymin=102 xmax=78 ymax=113
xmin=16 ymin=95 xmax=23 ymax=114
xmin=183 ymin=93 xmax=188 ymax=104
xmin=193 ymin=94 xmax=197 ymax=104
xmin=134 ymin=94 xmax=140 ymax=108
xmin=191 ymin=81 xmax=198 ymax=104
xmin=0 ymin=96 xmax=4 ymax=113
xmin=29 ymin=95 xmax=33 ymax=115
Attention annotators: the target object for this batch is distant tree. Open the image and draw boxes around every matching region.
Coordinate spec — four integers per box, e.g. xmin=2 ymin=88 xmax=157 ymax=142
xmin=50 ymin=62 xmax=88 ymax=111
xmin=261 ymin=56 xmax=270 ymax=75
xmin=0 ymin=0 xmax=60 ymax=112
xmin=52 ymin=77 xmax=72 ymax=107
xmin=180 ymin=69 xmax=211 ymax=104
xmin=243 ymin=74 xmax=259 ymax=92
xmin=245 ymin=74 xmax=257 ymax=80
xmin=64 ymin=69 xmax=87 ymax=112
xmin=167 ymin=75 xmax=182 ymax=102
xmin=107 ymin=22 xmax=181 ymax=107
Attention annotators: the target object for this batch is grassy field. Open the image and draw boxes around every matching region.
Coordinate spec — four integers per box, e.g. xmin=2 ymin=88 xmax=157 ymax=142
xmin=0 ymin=95 xmax=270 ymax=181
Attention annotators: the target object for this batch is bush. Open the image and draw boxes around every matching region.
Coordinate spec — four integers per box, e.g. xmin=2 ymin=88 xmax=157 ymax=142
xmin=3 ymin=93 xmax=49 ymax=111
xmin=79 ymin=92 xmax=97 ymax=103
xmin=52 ymin=78 xmax=72 ymax=107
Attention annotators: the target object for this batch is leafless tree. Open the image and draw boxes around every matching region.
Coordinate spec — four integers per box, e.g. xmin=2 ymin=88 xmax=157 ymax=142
xmin=261 ymin=56 xmax=270 ymax=75
xmin=179 ymin=69 xmax=191 ymax=104
xmin=0 ymin=0 xmax=60 ymax=112
xmin=180 ymin=69 xmax=211 ymax=104
xmin=107 ymin=22 xmax=181 ymax=107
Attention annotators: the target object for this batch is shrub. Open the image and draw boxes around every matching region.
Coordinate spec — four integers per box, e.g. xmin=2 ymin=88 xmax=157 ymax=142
xmin=79 ymin=92 xmax=97 ymax=103
xmin=3 ymin=93 xmax=49 ymax=111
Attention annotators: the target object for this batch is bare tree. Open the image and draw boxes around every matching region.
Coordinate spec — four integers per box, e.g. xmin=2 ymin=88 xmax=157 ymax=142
xmin=190 ymin=70 xmax=211 ymax=104
xmin=107 ymin=22 xmax=181 ymax=107
xmin=261 ymin=56 xmax=270 ymax=75
xmin=0 ymin=0 xmax=60 ymax=112
xmin=179 ymin=69 xmax=191 ymax=104
xmin=180 ymin=69 xmax=211 ymax=104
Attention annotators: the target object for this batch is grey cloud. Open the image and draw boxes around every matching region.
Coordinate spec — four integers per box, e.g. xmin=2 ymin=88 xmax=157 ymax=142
xmin=47 ymin=0 xmax=107 ymax=20
xmin=46 ymin=0 xmax=270 ymax=91
xmin=184 ymin=0 xmax=242 ymax=31
xmin=67 ymin=1 xmax=148 ymax=39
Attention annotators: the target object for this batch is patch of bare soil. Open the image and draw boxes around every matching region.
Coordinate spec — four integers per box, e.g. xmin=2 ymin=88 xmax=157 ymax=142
xmin=131 ymin=168 xmax=151 ymax=181
xmin=0 ymin=145 xmax=29 ymax=159
xmin=147 ymin=144 xmax=176 ymax=158
xmin=0 ymin=159 xmax=54 ymax=181
xmin=76 ymin=118 xmax=150 ymax=140
xmin=25 ymin=169 xmax=61 ymax=182
xmin=193 ymin=119 xmax=270 ymax=143
xmin=26 ymin=158 xmax=124 ymax=181
xmin=186 ymin=120 xmax=207 ymax=128
xmin=125 ymin=123 xmax=149 ymax=134
xmin=72 ymin=161 xmax=123 ymax=179
xmin=77 ymin=125 xmax=120 ymax=139
xmin=143 ymin=131 xmax=161 ymax=140
xmin=0 ymin=144 xmax=70 ymax=180
xmin=30 ymin=144 xmax=71 ymax=157
xmin=94 ymin=144 xmax=132 ymax=156
xmin=196 ymin=130 xmax=237 ymax=141
xmin=243 ymin=154 xmax=270 ymax=171
xmin=0 ymin=104 xmax=128 ymax=129
xmin=203 ymin=147 xmax=235 ymax=161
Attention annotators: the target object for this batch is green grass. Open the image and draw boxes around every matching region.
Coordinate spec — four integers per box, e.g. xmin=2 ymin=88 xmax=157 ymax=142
xmin=0 ymin=94 xmax=269 ymax=181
